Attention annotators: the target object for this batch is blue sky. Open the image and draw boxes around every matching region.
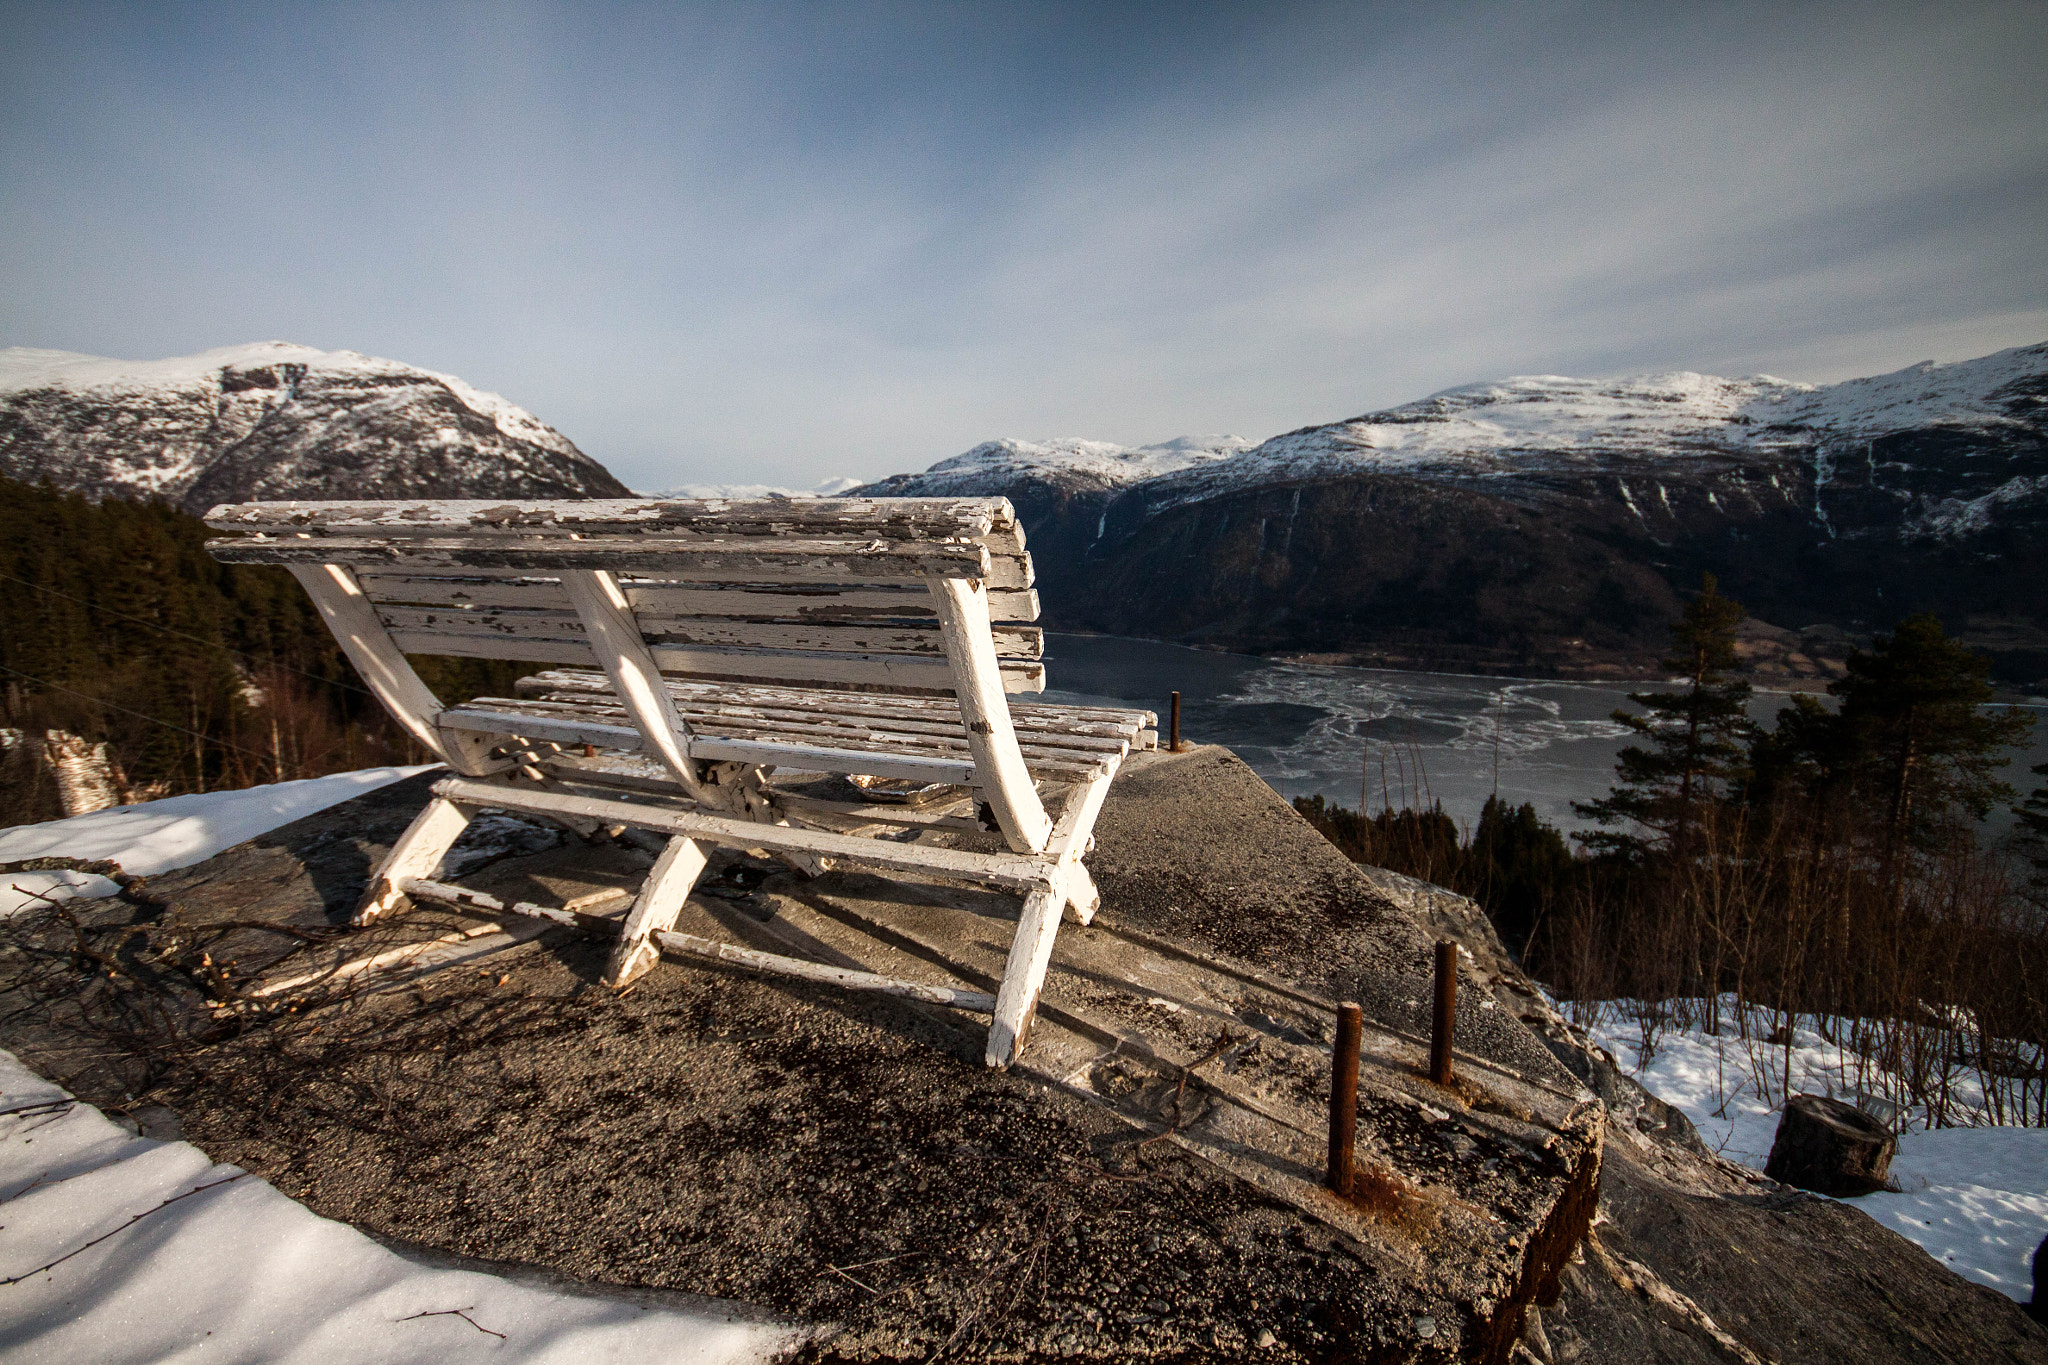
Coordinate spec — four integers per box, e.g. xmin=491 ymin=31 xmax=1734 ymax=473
xmin=3 ymin=1 xmax=2044 ymax=490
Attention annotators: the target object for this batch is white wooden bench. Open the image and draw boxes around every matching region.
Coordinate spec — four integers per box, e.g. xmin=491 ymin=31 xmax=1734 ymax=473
xmin=204 ymin=497 xmax=1154 ymax=1067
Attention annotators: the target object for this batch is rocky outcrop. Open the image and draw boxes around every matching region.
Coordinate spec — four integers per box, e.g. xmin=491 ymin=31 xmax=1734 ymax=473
xmin=1363 ymin=859 xmax=2048 ymax=1364
xmin=0 ymin=343 xmax=630 ymax=513
xmin=861 ymin=344 xmax=2048 ymax=683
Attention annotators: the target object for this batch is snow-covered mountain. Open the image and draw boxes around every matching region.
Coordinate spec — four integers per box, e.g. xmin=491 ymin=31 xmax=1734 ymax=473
xmin=0 ymin=342 xmax=629 ymax=512
xmin=862 ymin=343 xmax=2048 ymax=680
xmin=888 ymin=435 xmax=1259 ymax=496
xmin=637 ymin=476 xmax=868 ymax=500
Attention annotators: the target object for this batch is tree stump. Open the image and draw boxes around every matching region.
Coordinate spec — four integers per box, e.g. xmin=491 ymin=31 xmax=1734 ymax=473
xmin=1764 ymin=1094 xmax=1895 ymax=1196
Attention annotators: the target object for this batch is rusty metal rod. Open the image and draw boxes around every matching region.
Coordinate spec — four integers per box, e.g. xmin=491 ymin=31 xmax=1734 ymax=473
xmin=1431 ymin=939 xmax=1457 ymax=1086
xmin=1169 ymin=691 xmax=1182 ymax=752
xmin=1327 ymin=1001 xmax=1362 ymax=1196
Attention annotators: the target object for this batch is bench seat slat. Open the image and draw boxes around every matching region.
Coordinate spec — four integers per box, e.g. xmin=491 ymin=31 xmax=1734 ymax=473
xmin=507 ymin=693 xmax=1142 ymax=748
xmin=444 ymin=704 xmax=1119 ymax=779
xmin=513 ymin=669 xmax=1156 ymax=731
xmin=373 ymin=604 xmax=1044 ymax=660
xmin=511 ymin=677 xmax=1155 ymax=742
xmin=354 ymin=573 xmax=1042 ymax=623
xmin=453 ymin=697 xmax=1130 ymax=762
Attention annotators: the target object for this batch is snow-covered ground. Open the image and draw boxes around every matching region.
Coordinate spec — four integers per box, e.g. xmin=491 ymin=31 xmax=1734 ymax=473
xmin=0 ymin=1050 xmax=801 ymax=1363
xmin=1580 ymin=999 xmax=2047 ymax=1303
xmin=0 ymin=766 xmax=434 ymax=916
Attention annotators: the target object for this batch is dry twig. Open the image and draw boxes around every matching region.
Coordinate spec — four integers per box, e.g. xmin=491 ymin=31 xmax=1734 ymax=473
xmin=0 ymin=1173 xmax=248 ymax=1286
xmin=395 ymin=1305 xmax=507 ymax=1339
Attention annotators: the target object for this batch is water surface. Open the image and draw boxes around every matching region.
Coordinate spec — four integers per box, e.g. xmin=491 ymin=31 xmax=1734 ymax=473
xmin=1039 ymin=633 xmax=2047 ymax=838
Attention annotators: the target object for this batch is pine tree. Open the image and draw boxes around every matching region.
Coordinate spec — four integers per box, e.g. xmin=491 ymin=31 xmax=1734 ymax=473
xmin=1830 ymin=614 xmax=2033 ymax=857
xmin=1467 ymin=795 xmax=1575 ymax=957
xmin=2018 ymin=761 xmax=2048 ymax=902
xmin=1575 ymin=574 xmax=1754 ymax=858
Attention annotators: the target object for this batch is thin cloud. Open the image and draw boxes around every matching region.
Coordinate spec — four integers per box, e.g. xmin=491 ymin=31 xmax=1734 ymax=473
xmin=0 ymin=1 xmax=2041 ymax=488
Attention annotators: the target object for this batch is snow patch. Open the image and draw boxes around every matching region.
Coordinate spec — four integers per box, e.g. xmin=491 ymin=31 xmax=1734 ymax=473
xmin=1580 ymin=998 xmax=2048 ymax=1301
xmin=0 ymin=766 xmax=435 ymax=916
xmin=1904 ymin=474 xmax=2048 ymax=541
xmin=871 ymin=434 xmax=1256 ymax=496
xmin=0 ymin=1049 xmax=802 ymax=1362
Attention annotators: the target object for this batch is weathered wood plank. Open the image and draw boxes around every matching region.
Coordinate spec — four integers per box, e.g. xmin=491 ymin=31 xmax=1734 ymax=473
xmin=651 ymin=927 xmax=997 ymax=1012
xmin=645 ymin=646 xmax=1044 ymax=693
xmin=634 ymin=738 xmax=983 ymax=786
xmin=440 ymin=707 xmax=644 ymax=750
xmin=517 ymin=670 xmax=1154 ymax=731
xmin=287 ymin=564 xmax=491 ymax=773
xmin=1047 ymin=771 xmax=1116 ymax=925
xmin=931 ymin=576 xmax=1051 ymax=854
xmin=372 ymin=604 xmax=1045 ymax=660
xmin=770 ymin=794 xmax=985 ymax=832
xmin=387 ymin=632 xmax=1047 ymax=693
xmin=208 ymin=535 xmax=1012 ymax=585
xmin=355 ymin=796 xmax=476 ymax=925
xmin=559 ymin=569 xmax=712 ymax=801
xmin=206 ymin=496 xmax=1016 ymax=540
xmin=389 ymin=631 xmax=598 ymax=666
xmin=356 ymin=573 xmax=1042 ymax=623
xmin=392 ymin=872 xmax=995 ymax=1012
xmin=985 ymin=886 xmax=1066 ymax=1069
xmin=604 ymin=835 xmax=708 ymax=987
xmin=694 ymin=737 xmax=1098 ymax=781
xmin=431 ymin=775 xmax=1058 ymax=889
xmin=449 ymin=709 xmax=1109 ymax=782
xmin=457 ymin=694 xmax=1136 ymax=754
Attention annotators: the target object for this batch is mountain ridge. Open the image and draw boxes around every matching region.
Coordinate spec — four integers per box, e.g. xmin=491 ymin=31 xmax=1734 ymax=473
xmin=0 ymin=341 xmax=629 ymax=513
xmin=860 ymin=343 xmax=2048 ymax=683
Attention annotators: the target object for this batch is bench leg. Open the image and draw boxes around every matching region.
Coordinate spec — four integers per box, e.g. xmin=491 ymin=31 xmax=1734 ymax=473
xmin=985 ymin=885 xmax=1066 ymax=1069
xmin=603 ymin=835 xmax=708 ymax=988
xmin=1062 ymin=865 xmax=1102 ymax=925
xmin=356 ymin=797 xmax=474 ymax=926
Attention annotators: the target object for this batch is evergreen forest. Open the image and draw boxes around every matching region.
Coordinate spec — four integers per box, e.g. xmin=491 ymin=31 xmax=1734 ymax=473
xmin=0 ymin=478 xmax=519 ymax=825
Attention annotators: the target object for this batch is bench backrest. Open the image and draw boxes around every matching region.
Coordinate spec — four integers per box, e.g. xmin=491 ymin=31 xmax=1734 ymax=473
xmin=205 ymin=498 xmax=1042 ymax=695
